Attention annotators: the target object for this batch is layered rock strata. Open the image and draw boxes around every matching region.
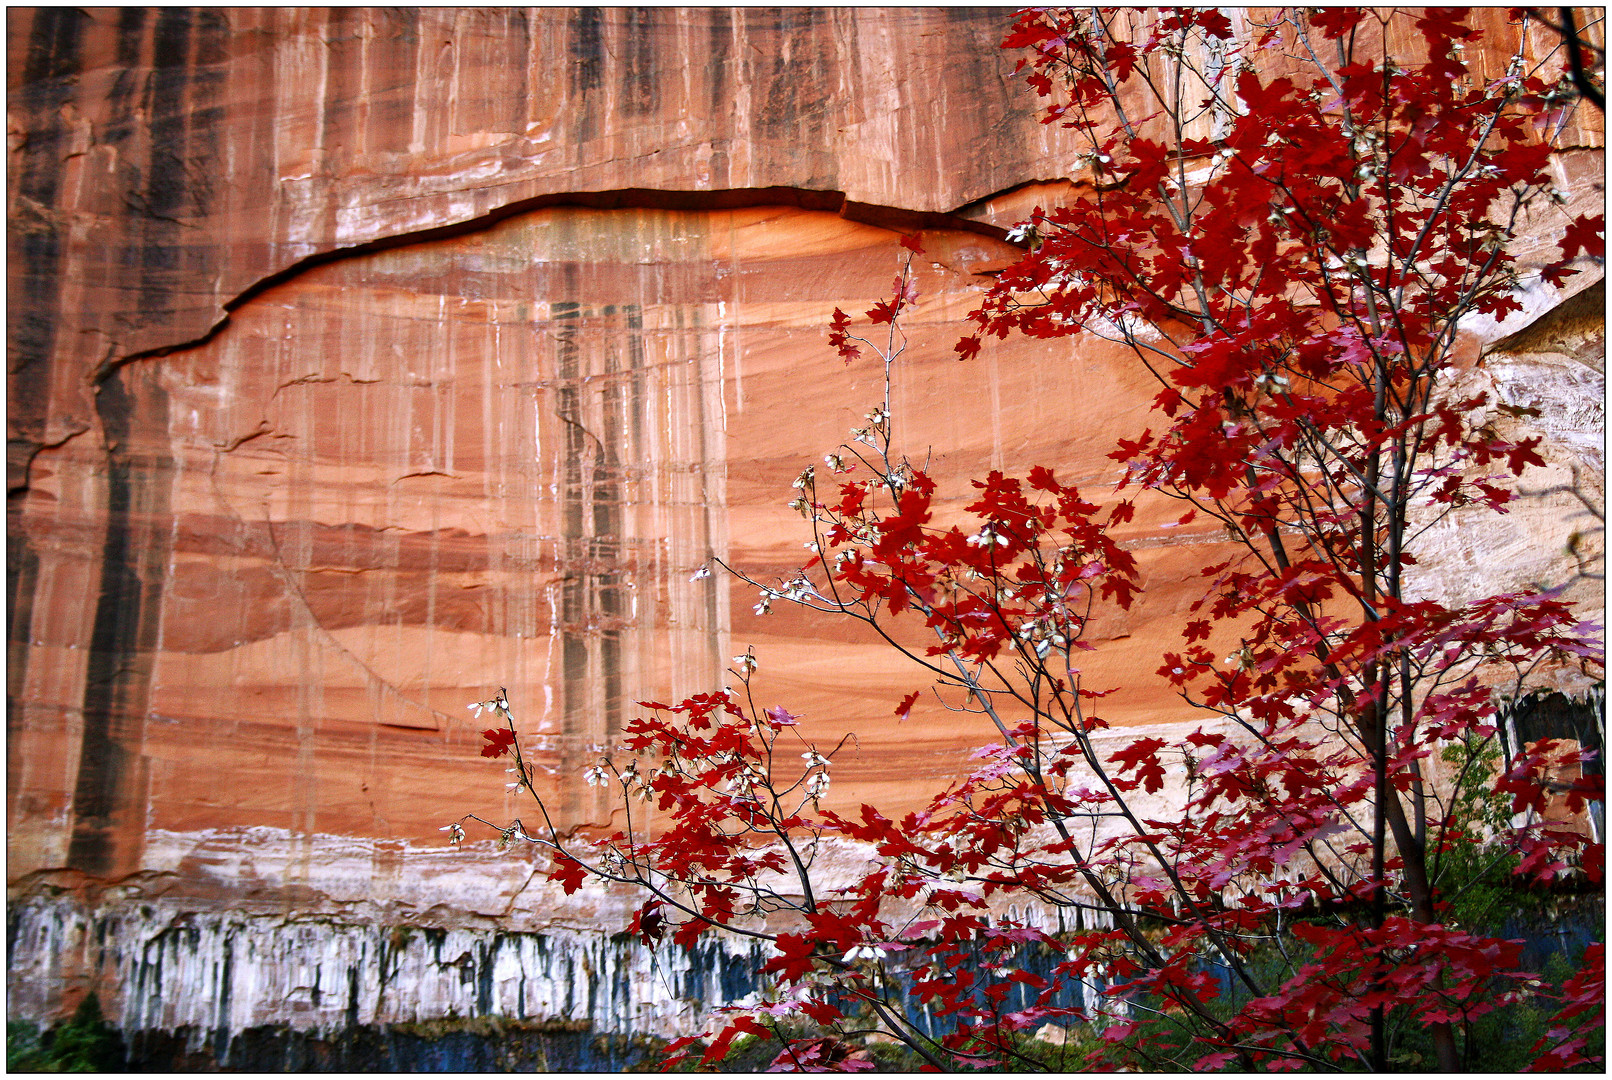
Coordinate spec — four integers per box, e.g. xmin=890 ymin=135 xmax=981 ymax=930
xmin=8 ymin=6 xmax=1603 ymax=1041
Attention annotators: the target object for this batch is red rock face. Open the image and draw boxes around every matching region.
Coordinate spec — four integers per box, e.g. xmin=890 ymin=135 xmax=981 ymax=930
xmin=6 ymin=6 xmax=1603 ymax=1033
xmin=7 ymin=7 xmax=1079 ymax=482
xmin=14 ymin=201 xmax=1203 ymax=868
xmin=8 ymin=5 xmax=1086 ymax=884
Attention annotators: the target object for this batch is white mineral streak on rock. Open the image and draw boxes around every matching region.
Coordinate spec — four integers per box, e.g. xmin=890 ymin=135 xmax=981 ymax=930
xmin=7 ymin=826 xmax=776 ymax=1037
xmin=8 ymin=825 xmax=1130 ymax=1041
xmin=6 ymin=890 xmax=769 ymax=1041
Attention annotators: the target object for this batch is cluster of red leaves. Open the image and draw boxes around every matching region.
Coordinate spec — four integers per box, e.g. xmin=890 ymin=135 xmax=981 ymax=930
xmin=976 ymin=9 xmax=1602 ymax=520
xmin=811 ymin=463 xmax=1139 ymax=661
xmin=952 ymin=8 xmax=1603 ymax=1068
xmin=472 ymin=7 xmax=1604 ymax=1073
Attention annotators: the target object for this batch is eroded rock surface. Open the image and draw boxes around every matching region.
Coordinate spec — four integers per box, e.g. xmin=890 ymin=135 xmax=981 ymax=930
xmin=7 ymin=7 xmax=1603 ymax=1039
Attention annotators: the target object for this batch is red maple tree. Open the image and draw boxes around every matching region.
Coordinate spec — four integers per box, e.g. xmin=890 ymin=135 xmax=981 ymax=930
xmin=453 ymin=8 xmax=1604 ymax=1071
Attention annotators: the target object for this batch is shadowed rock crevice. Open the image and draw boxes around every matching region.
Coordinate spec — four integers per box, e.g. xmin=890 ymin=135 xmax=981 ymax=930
xmin=90 ymin=181 xmax=1040 ymax=387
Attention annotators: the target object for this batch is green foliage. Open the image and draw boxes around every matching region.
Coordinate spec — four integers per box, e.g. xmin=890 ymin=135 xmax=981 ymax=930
xmin=1437 ymin=736 xmax=1526 ymax=932
xmin=7 ymin=994 xmax=125 ymax=1073
xmin=5 ymin=1021 xmax=46 ymax=1072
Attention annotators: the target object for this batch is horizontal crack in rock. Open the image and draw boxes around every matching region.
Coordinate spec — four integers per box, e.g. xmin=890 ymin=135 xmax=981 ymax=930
xmin=91 ymin=182 xmax=1042 ymax=384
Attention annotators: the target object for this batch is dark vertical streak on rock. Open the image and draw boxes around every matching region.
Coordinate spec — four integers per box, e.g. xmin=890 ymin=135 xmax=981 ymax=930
xmin=508 ymin=9 xmax=531 ymax=133
xmin=552 ymin=299 xmax=588 ymax=823
xmin=8 ymin=4 xmax=89 ymax=834
xmin=67 ymin=7 xmax=222 ymax=878
xmin=13 ymin=10 xmax=77 ymax=224
xmin=216 ymin=930 xmax=234 ymax=1037
xmin=188 ymin=11 xmax=229 ymax=304
xmin=595 ymin=305 xmax=630 ymax=761
xmin=548 ymin=288 xmax=647 ymax=825
xmin=569 ymin=8 xmax=603 ymax=147
xmin=7 ymin=535 xmax=41 ymax=761
xmin=698 ymin=311 xmax=722 ymax=689
xmin=137 ymin=8 xmax=194 ymax=320
xmin=943 ymin=10 xmax=1021 ymax=188
xmin=705 ymin=8 xmax=730 ymax=120
xmin=101 ymin=8 xmax=149 ymax=146
xmin=7 ymin=9 xmax=89 ymax=488
xmin=704 ymin=10 xmax=732 ymax=190
xmin=321 ymin=9 xmax=356 ymax=177
xmin=623 ymin=305 xmax=648 ymax=497
xmin=756 ymin=7 xmax=829 ymax=154
xmin=618 ymin=8 xmax=656 ymax=117
xmin=22 ymin=5 xmax=87 ymax=83
xmin=571 ymin=8 xmax=602 ymax=94
xmin=69 ymin=370 xmax=170 ymax=877
xmin=96 ymin=9 xmax=150 ymax=385
xmin=672 ymin=298 xmax=722 ymax=689
xmin=345 ymin=964 xmax=360 ymax=1029
xmin=476 ymin=939 xmax=495 ymax=1016
xmin=364 ymin=10 xmax=419 ymax=149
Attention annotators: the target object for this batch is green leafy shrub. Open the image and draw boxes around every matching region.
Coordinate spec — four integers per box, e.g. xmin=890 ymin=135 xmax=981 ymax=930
xmin=7 ymin=994 xmax=125 ymax=1072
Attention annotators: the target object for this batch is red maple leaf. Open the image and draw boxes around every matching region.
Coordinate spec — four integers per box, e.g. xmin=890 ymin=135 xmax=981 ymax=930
xmin=480 ymin=727 xmax=517 ymax=758
xmin=549 ymin=852 xmax=588 ymax=894
xmin=1504 ymin=436 xmax=1547 ymax=474
xmin=761 ymin=932 xmax=821 ymax=983
xmin=1560 ymin=213 xmax=1605 ymax=262
xmin=1109 ymin=736 xmax=1168 ymax=794
xmin=700 ymin=1016 xmax=771 ymax=1067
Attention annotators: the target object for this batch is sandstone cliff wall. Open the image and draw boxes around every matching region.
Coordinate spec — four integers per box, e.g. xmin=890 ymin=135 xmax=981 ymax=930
xmin=8 ymin=7 xmax=1603 ymax=1040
